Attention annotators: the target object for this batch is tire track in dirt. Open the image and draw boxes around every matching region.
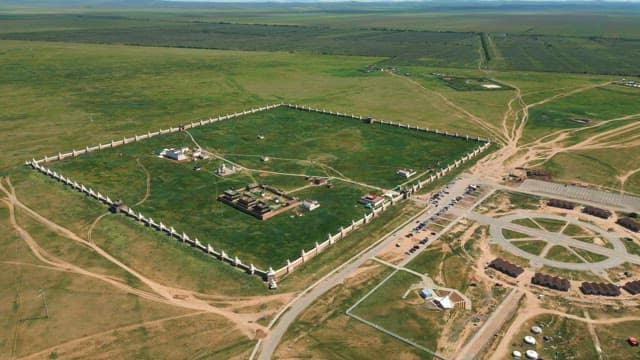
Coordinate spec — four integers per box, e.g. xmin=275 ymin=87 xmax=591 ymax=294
xmin=0 ymin=177 xmax=266 ymax=339
xmin=18 ymin=311 xmax=207 ymax=360
xmin=389 ymin=72 xmax=508 ymax=144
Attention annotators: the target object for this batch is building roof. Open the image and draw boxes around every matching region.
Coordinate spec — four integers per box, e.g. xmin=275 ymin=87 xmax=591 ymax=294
xmin=547 ymin=198 xmax=576 ymax=209
xmin=583 ymin=206 xmax=612 ymax=219
xmin=623 ymin=280 xmax=640 ymax=295
xmin=580 ymin=282 xmax=620 ymax=296
xmin=618 ymin=217 xmax=640 ymax=231
xmin=532 ymin=273 xmax=570 ymax=291
xmin=434 ymin=295 xmax=453 ymax=309
xmin=490 ymin=258 xmax=524 ymax=278
xmin=419 ymin=288 xmax=432 ymax=298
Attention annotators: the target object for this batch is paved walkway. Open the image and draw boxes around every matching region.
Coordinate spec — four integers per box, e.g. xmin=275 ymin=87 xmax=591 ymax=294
xmin=519 ymin=179 xmax=640 ymax=212
xmin=455 ymin=288 xmax=523 ymax=360
xmin=256 ymin=176 xmax=484 ymax=359
xmin=464 ymin=210 xmax=640 ymax=272
xmin=256 ymin=204 xmax=431 ymax=360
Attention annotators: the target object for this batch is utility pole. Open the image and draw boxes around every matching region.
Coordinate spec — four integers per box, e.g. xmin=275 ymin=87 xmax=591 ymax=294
xmin=38 ymin=289 xmax=48 ymax=318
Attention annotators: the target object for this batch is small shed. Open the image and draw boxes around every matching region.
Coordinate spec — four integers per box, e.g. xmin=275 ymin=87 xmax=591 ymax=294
xmin=302 ymin=200 xmax=320 ymax=211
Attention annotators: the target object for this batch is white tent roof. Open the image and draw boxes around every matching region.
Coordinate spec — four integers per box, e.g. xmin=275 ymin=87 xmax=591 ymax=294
xmin=434 ymin=295 xmax=454 ymax=309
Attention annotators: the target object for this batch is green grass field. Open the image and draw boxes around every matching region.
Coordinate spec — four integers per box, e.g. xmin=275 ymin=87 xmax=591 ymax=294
xmin=532 ymin=218 xmax=567 ymax=233
xmin=596 ymin=321 xmax=640 ymax=360
xmin=545 ymin=245 xmax=584 ymax=263
xmin=350 ymin=270 xmax=442 ymax=353
xmin=3 ymin=4 xmax=640 ymax=74
xmin=511 ymin=239 xmax=547 ymax=256
xmin=506 ymin=314 xmax=599 ymax=360
xmin=3 ymin=2 xmax=640 ymax=358
xmin=563 ymin=223 xmax=592 ymax=237
xmin=45 ymin=107 xmax=478 ymax=268
xmin=524 ymin=85 xmax=640 ymax=143
xmin=512 ymin=218 xmax=543 ymax=230
xmin=571 ymin=247 xmax=609 ymax=263
xmin=502 ymin=229 xmax=531 ymax=239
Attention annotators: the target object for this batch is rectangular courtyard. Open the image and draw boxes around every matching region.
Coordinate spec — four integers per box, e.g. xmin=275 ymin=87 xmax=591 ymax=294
xmin=45 ymin=106 xmax=481 ymax=269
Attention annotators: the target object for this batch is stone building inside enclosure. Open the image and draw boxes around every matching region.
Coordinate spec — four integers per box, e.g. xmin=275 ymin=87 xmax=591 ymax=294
xmin=218 ymin=183 xmax=301 ymax=220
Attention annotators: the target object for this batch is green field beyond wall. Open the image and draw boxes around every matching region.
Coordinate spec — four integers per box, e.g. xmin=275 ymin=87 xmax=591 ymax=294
xmin=46 ymin=107 xmax=479 ymax=268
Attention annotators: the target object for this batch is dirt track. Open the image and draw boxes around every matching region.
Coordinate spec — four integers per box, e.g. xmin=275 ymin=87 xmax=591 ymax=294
xmin=0 ymin=177 xmax=294 ymax=355
xmin=492 ymin=291 xmax=640 ymax=358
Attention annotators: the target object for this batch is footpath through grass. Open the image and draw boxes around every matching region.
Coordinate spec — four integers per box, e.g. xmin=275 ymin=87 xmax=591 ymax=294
xmin=47 ymin=106 xmax=478 ymax=269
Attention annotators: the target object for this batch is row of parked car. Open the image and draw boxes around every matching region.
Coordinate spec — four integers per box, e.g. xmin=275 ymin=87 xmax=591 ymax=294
xmin=402 ymin=181 xmax=481 ymax=256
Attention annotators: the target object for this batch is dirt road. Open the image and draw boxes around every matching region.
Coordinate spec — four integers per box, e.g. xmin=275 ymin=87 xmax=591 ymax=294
xmin=0 ymin=177 xmax=271 ymax=340
xmin=455 ymin=288 xmax=524 ymax=360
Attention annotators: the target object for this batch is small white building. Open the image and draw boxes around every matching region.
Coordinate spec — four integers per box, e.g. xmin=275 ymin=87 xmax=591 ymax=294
xmin=215 ymin=162 xmax=238 ymax=176
xmin=165 ymin=148 xmax=188 ymax=161
xmin=397 ymin=168 xmax=417 ymax=178
xmin=433 ymin=295 xmax=454 ymax=310
xmin=302 ymin=200 xmax=320 ymax=211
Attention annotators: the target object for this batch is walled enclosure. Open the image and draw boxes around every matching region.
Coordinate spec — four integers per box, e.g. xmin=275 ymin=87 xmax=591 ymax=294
xmin=27 ymin=103 xmax=491 ymax=286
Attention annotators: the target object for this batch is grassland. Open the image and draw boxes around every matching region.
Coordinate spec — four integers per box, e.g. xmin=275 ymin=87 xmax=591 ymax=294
xmin=563 ymin=223 xmax=592 ymax=237
xmin=624 ymin=238 xmax=640 ymax=257
xmin=545 ymin=245 xmax=584 ymax=263
xmin=511 ymin=240 xmax=547 ymax=256
xmin=524 ymin=85 xmax=640 ymax=143
xmin=596 ymin=321 xmax=640 ymax=360
xmin=538 ymin=265 xmax=606 ymax=282
xmin=5 ymin=3 xmax=640 ymax=39
xmin=1 ymin=22 xmax=481 ymax=68
xmin=44 ymin=107 xmax=477 ymax=268
xmin=490 ymin=33 xmax=640 ymax=74
xmin=477 ymin=190 xmax=541 ymax=214
xmin=0 ymin=39 xmax=505 ymax=172
xmin=512 ymin=218 xmax=542 ymax=230
xmin=275 ymin=261 xmax=428 ymax=359
xmin=502 ymin=229 xmax=531 ymax=239
xmin=3 ymin=4 xmax=640 ymax=75
xmin=532 ymin=218 xmax=567 ymax=233
xmin=352 ymin=221 xmax=507 ymax=357
xmin=349 ymin=269 xmax=456 ymax=355
xmin=3 ymin=2 xmax=640 ymax=358
xmin=505 ymin=314 xmax=599 ymax=360
xmin=571 ymin=247 xmax=609 ymax=263
xmin=0 ymin=208 xmax=253 ymax=359
xmin=541 ymin=146 xmax=640 ymax=194
xmin=489 ymin=244 xmax=530 ymax=268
